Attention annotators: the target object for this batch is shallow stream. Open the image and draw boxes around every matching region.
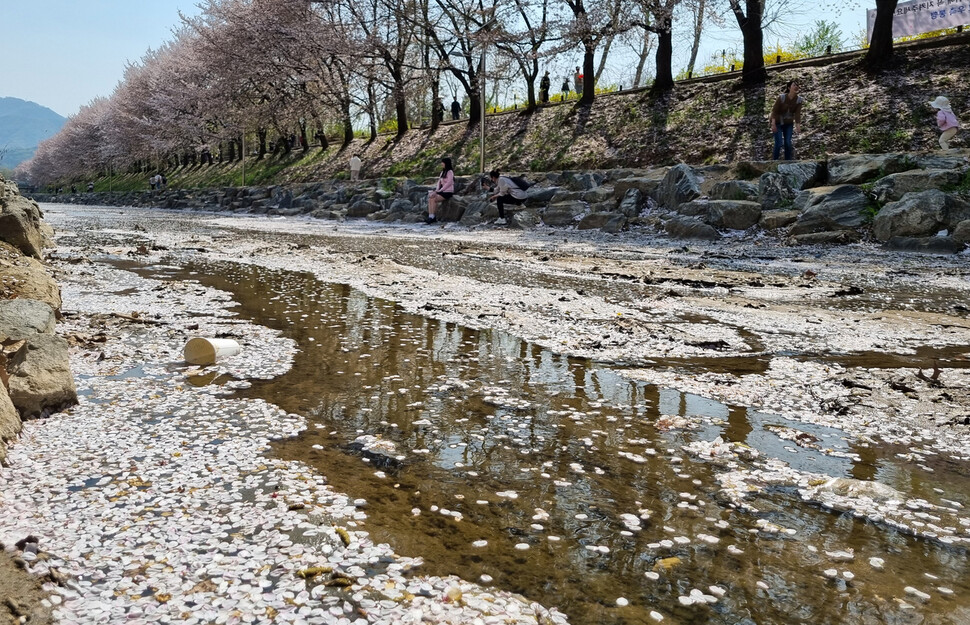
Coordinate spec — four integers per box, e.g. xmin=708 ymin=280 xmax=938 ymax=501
xmin=128 ymin=257 xmax=970 ymax=625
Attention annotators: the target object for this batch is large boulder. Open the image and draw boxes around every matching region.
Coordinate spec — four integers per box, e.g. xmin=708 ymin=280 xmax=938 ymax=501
xmin=760 ymin=209 xmax=800 ymax=230
xmin=656 ymin=164 xmax=701 ymax=210
xmin=872 ymin=190 xmax=970 ymax=241
xmin=576 ymin=212 xmax=622 ymax=230
xmin=789 ymin=185 xmax=870 ymax=235
xmin=617 ymin=188 xmax=644 ymax=217
xmin=6 ymin=334 xmax=78 ymax=418
xmin=709 ymin=180 xmax=759 ymax=201
xmin=0 ymin=243 xmax=62 ymax=313
xmin=459 ymin=201 xmax=494 ymax=226
xmin=566 ymin=172 xmax=604 ymax=191
xmin=674 ymin=200 xmax=709 ymax=218
xmin=791 ymin=230 xmax=861 ymax=245
xmin=826 ymin=153 xmax=919 ymax=185
xmin=759 ymin=172 xmax=797 ymax=211
xmin=437 ymin=196 xmax=468 ymax=222
xmin=601 ymin=215 xmax=628 ymax=234
xmin=914 ymin=154 xmax=970 ymax=170
xmin=347 ymin=200 xmax=382 ymax=218
xmin=871 ymin=169 xmax=965 ymax=203
xmin=583 ymin=186 xmax=615 ymax=204
xmin=525 ymin=187 xmax=560 ymax=205
xmin=0 ymin=192 xmax=45 ymax=259
xmin=614 ymin=174 xmax=665 ymax=200
xmin=953 ymin=220 xmax=970 ymax=244
xmin=271 ymin=187 xmax=294 ymax=209
xmin=706 ymin=200 xmax=762 ymax=230
xmin=883 ymin=236 xmax=965 ymax=254
xmin=542 ymin=201 xmax=588 ymax=226
xmin=511 ymin=208 xmax=542 ymax=229
xmin=388 ymin=198 xmax=414 ymax=213
xmin=0 ymin=300 xmax=56 ymax=339
xmin=0 ymin=384 xmax=19 ymax=466
xmin=777 ymin=161 xmax=824 ymax=190
xmin=664 ymin=216 xmax=720 ymax=240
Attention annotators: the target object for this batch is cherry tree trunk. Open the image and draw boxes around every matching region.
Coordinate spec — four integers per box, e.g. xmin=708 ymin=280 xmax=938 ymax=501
xmin=866 ymin=0 xmax=900 ymax=70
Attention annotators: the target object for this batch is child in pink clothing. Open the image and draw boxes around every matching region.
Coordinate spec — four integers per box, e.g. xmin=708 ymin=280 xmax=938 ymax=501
xmin=929 ymin=96 xmax=960 ymax=150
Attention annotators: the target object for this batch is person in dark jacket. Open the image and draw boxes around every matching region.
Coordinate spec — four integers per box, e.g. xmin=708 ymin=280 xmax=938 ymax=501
xmin=769 ymin=81 xmax=804 ymax=160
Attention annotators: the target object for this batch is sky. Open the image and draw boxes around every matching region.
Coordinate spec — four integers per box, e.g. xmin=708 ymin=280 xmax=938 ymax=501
xmin=0 ymin=0 xmax=872 ymax=119
xmin=0 ymin=1 xmax=203 ymax=118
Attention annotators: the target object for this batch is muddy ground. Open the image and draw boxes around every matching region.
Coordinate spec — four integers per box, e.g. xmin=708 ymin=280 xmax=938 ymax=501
xmin=4 ymin=204 xmax=970 ymax=624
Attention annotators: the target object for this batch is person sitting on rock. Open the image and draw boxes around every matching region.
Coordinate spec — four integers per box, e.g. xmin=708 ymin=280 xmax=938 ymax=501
xmin=426 ymin=157 xmax=455 ymax=224
xmin=488 ymin=170 xmax=528 ymax=226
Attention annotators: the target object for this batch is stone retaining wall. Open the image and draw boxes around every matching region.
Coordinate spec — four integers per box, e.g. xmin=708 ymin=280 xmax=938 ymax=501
xmin=33 ymin=151 xmax=970 ymax=252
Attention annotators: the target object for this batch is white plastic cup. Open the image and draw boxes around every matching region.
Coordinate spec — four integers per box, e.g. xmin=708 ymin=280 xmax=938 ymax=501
xmin=183 ymin=337 xmax=241 ymax=365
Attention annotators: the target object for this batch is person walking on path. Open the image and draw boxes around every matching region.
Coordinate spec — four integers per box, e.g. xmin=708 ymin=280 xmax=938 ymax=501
xmin=488 ymin=170 xmax=528 ymax=225
xmin=451 ymin=99 xmax=461 ymax=120
xmin=560 ymin=78 xmax=570 ymax=101
xmin=769 ymin=80 xmax=804 ymax=160
xmin=539 ymin=71 xmax=551 ymax=104
xmin=426 ymin=157 xmax=455 ymax=224
xmin=349 ymin=154 xmax=362 ymax=181
xmin=574 ymin=67 xmax=584 ymax=96
xmin=929 ymin=96 xmax=961 ymax=150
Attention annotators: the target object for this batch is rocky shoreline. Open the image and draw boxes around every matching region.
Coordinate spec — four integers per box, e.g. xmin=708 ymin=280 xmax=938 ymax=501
xmin=0 ymin=177 xmax=78 ymax=623
xmin=34 ymin=150 xmax=970 ymax=253
xmin=0 ymin=175 xmax=77 ymax=463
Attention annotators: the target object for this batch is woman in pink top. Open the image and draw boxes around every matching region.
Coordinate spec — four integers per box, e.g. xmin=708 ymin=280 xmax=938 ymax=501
xmin=427 ymin=158 xmax=455 ymax=224
xmin=929 ymin=96 xmax=960 ymax=150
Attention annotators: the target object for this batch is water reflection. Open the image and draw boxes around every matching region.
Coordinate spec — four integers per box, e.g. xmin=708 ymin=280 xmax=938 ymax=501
xmin=140 ymin=259 xmax=970 ymax=625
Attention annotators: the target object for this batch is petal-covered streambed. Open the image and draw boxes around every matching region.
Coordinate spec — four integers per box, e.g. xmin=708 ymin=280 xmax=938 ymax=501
xmin=139 ymin=258 xmax=970 ymax=625
xmin=3 ymin=204 xmax=968 ymax=625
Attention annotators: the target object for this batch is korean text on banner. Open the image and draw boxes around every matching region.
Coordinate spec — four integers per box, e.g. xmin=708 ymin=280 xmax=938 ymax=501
xmin=867 ymin=0 xmax=970 ymax=41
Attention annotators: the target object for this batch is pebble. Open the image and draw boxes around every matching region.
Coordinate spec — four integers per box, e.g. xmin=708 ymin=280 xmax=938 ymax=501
xmin=904 ymin=587 xmax=931 ymax=602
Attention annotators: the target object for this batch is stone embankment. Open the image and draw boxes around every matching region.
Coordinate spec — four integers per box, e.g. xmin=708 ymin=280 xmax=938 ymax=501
xmin=0 ymin=174 xmax=77 ymax=464
xmin=35 ymin=151 xmax=970 ymax=252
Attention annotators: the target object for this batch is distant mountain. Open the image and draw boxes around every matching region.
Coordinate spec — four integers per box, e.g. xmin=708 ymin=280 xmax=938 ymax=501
xmin=0 ymin=97 xmax=66 ymax=169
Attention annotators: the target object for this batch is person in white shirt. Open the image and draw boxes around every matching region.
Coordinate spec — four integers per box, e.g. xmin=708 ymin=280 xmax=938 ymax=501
xmin=349 ymin=154 xmax=362 ymax=181
xmin=488 ymin=170 xmax=527 ymax=225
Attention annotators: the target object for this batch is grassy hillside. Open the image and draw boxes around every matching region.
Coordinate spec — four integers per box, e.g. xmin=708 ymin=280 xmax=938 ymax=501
xmin=80 ymin=36 xmax=970 ymax=193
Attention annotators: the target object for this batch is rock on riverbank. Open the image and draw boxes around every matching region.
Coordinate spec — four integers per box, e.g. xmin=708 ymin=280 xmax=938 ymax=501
xmin=0 ymin=174 xmax=76 ymax=463
xmin=0 ymin=174 xmax=79 ymax=624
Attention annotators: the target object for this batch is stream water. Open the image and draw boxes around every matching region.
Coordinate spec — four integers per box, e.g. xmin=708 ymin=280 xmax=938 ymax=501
xmin=126 ymin=257 xmax=970 ymax=625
